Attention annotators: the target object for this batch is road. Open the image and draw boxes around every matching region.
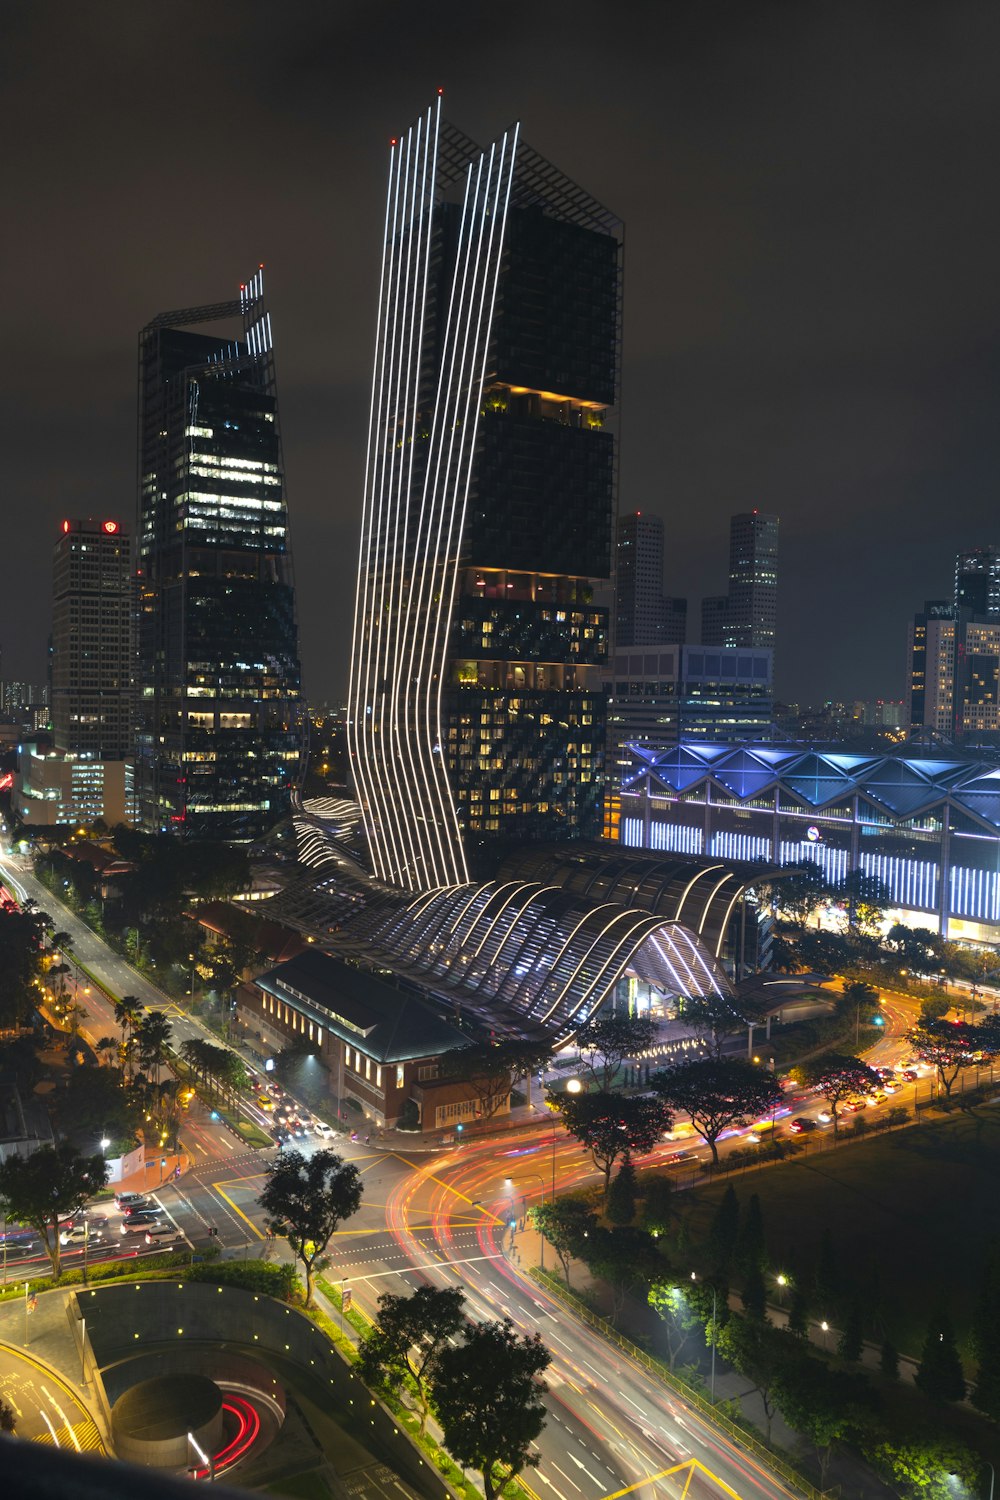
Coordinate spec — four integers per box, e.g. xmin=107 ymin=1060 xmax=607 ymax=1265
xmin=0 ymin=858 xmax=928 ymax=1494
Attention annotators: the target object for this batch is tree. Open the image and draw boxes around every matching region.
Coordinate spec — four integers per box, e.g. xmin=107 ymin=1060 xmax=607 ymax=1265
xmin=0 ymin=1398 xmax=15 ymax=1433
xmin=972 ymin=1239 xmax=1000 ymax=1420
xmin=918 ymin=995 xmax=951 ymax=1023
xmin=528 ymin=1198 xmax=594 ymax=1285
xmin=605 ymin=1155 xmax=637 ymax=1225
xmin=259 ymin=1148 xmax=363 ymax=1307
xmin=574 ymin=1012 xmax=658 ymax=1091
xmin=648 ymin=1280 xmax=702 ymax=1370
xmin=868 ymin=1431 xmax=979 ymax=1500
xmin=674 ymin=993 xmax=746 ymax=1058
xmin=0 ymin=909 xmax=46 ymax=1030
xmin=707 ymin=1183 xmax=740 ymax=1278
xmin=581 ymin=1225 xmax=664 ymax=1323
xmin=135 ymin=1010 xmax=172 ymax=1084
xmin=769 ymin=865 xmax=832 ymax=929
xmin=804 ymin=1054 xmax=881 ymax=1135
xmin=774 ymin=1356 xmax=868 ymax=1490
xmin=432 ymin=1318 xmax=550 ymax=1500
xmin=550 ymin=1090 xmax=671 ymax=1198
xmin=650 ymin=1059 xmax=782 ymax=1166
xmin=907 ymin=1017 xmax=999 ymax=1096
xmin=358 ymin=1285 xmax=466 ymax=1432
xmin=640 ymin=1174 xmax=675 ymax=1237
xmin=114 ymin=996 xmax=143 ymax=1080
xmin=715 ymin=1315 xmax=798 ymax=1443
xmin=915 ymin=1303 xmax=966 ymax=1403
xmin=834 ymin=868 xmax=889 ymax=936
xmin=837 ymin=1295 xmax=865 ymax=1362
xmin=0 ymin=1144 xmax=109 ymax=1279
xmin=734 ymin=1193 xmax=766 ymax=1280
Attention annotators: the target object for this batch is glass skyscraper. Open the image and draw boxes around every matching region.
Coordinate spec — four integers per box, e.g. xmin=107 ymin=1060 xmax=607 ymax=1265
xmin=349 ymin=97 xmax=622 ymax=890
xmin=136 ymin=271 xmax=302 ymax=837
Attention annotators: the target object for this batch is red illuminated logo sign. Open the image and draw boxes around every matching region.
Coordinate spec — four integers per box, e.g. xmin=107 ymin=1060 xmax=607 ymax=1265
xmin=102 ymin=520 xmax=119 ymax=534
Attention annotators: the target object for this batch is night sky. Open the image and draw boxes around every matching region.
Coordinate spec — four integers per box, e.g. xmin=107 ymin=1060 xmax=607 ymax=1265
xmin=4 ymin=1 xmax=999 ymax=707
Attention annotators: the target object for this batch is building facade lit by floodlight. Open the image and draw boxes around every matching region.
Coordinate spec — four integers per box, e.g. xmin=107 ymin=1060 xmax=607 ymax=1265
xmin=136 ymin=271 xmax=302 ymax=836
xmin=349 ymin=96 xmax=621 ymax=890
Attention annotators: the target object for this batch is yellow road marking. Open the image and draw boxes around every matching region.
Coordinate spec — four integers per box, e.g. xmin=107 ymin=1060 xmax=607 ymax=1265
xmin=389 ymin=1153 xmax=503 ymax=1223
xmin=600 ymin=1460 xmax=743 ymax=1500
xmin=212 ymin=1183 xmax=265 ymax=1239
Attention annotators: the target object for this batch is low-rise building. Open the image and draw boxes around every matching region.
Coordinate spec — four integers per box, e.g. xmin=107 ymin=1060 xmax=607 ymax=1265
xmin=236 ymin=948 xmax=493 ymax=1129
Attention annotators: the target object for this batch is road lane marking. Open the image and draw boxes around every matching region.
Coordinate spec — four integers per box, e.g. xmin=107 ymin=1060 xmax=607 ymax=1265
xmin=551 ymin=1464 xmax=582 ymax=1493
xmin=212 ymin=1184 xmax=264 ymax=1240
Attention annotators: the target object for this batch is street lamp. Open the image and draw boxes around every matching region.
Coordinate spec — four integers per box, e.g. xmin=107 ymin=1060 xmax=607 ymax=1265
xmin=690 ymin=1272 xmax=717 ymax=1403
xmin=99 ymin=1137 xmax=110 ymax=1152
xmin=820 ymin=1319 xmax=830 ymax=1350
xmin=505 ymin=1172 xmax=548 ymax=1271
xmin=565 ymin=1078 xmax=582 ymax=1094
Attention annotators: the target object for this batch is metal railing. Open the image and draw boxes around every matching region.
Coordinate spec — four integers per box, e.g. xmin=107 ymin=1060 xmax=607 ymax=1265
xmin=529 ymin=1268 xmax=833 ymax=1500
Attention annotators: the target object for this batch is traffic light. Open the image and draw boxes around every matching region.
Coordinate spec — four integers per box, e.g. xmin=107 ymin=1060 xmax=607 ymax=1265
xmin=208 ymin=1226 xmax=218 ymax=1238
xmin=455 ymin=1122 xmax=464 ymax=1134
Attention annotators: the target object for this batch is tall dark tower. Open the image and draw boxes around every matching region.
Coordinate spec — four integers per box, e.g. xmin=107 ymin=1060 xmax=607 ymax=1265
xmin=349 ymin=97 xmax=621 ymax=890
xmin=136 ymin=271 xmax=302 ymax=836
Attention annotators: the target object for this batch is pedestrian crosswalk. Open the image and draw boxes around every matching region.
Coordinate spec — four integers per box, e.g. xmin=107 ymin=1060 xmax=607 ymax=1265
xmin=33 ymin=1415 xmax=105 ymax=1453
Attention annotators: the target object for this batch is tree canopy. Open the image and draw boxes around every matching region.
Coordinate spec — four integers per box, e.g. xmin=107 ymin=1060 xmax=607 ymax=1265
xmin=0 ymin=1144 xmax=109 ymax=1279
xmin=359 ymin=1284 xmax=466 ymax=1431
xmin=549 ymin=1090 xmax=672 ymax=1197
xmin=432 ymin=1317 xmax=550 ymax=1500
xmin=573 ymin=1011 xmax=658 ymax=1091
xmin=906 ymin=1016 xmax=1000 ymax=1096
xmin=259 ymin=1147 xmax=362 ymax=1306
xmin=803 ymin=1054 xmax=882 ymax=1133
xmin=442 ymin=1041 xmax=548 ymax=1121
xmin=650 ymin=1058 xmax=782 ymax=1164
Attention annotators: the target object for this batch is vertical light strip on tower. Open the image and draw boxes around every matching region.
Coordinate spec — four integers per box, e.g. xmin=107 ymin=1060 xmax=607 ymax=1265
xmin=349 ymin=101 xmax=520 ymax=890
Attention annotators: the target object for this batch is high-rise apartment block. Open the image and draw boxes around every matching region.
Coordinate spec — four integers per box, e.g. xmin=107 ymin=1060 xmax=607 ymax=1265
xmin=136 ymin=272 xmax=302 ymax=836
xmin=349 ymin=99 xmax=621 ymax=890
xmin=51 ymin=518 xmax=132 ymax=758
xmin=907 ymin=600 xmax=956 ymax=735
xmin=701 ymin=511 xmax=779 ymax=651
xmin=614 ymin=512 xmax=686 ymax=647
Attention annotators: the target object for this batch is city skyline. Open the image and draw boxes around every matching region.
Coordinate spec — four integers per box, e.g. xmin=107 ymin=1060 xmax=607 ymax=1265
xmin=4 ymin=4 xmax=1000 ymax=710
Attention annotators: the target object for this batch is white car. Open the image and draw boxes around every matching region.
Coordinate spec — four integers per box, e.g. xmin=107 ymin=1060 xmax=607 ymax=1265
xmin=60 ymin=1226 xmax=98 ymax=1247
xmin=313 ymin=1121 xmax=333 ymax=1139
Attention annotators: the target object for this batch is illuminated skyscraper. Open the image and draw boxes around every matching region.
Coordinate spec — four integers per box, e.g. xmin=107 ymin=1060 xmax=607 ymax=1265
xmin=136 ymin=272 xmax=302 ymax=836
xmin=701 ymin=511 xmax=779 ymax=651
xmin=614 ymin=512 xmax=686 ymax=647
xmin=51 ymin=518 xmax=133 ymax=759
xmin=349 ymin=97 xmax=621 ymax=890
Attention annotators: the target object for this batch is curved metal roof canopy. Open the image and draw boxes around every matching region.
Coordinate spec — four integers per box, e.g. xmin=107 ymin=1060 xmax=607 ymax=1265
xmin=361 ymin=878 xmax=734 ymax=1043
xmin=495 ymin=845 xmax=768 ymax=961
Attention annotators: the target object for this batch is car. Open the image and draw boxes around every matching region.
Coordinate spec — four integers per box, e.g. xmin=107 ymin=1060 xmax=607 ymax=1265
xmin=877 ymin=1067 xmax=895 ymax=1081
xmin=816 ymin=1109 xmax=833 ymax=1124
xmin=144 ymin=1225 xmax=180 ymax=1244
xmin=86 ymin=1213 xmax=109 ymax=1228
xmin=882 ymin=1080 xmax=900 ymax=1094
xmin=121 ymin=1209 xmax=161 ymax=1228
xmin=290 ymin=1123 xmax=306 ymax=1139
xmin=868 ymin=1090 xmax=887 ymax=1106
xmin=258 ymin=1095 xmax=275 ymax=1111
xmin=842 ymin=1099 xmax=867 ymax=1113
xmin=787 ymin=1117 xmax=815 ymax=1134
xmin=313 ymin=1121 xmax=333 ymax=1139
xmin=60 ymin=1226 xmax=101 ymax=1247
xmin=121 ymin=1217 xmax=157 ymax=1236
xmin=115 ymin=1191 xmax=146 ymax=1210
xmin=663 ymin=1150 xmax=691 ymax=1167
xmin=122 ymin=1199 xmax=152 ymax=1216
xmin=899 ymin=1069 xmax=918 ymax=1082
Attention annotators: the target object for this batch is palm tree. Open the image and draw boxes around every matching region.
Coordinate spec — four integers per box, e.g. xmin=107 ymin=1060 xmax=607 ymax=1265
xmin=114 ymin=997 xmax=143 ymax=1081
xmin=96 ymin=1035 xmax=119 ymax=1067
xmin=136 ymin=1011 xmax=172 ymax=1085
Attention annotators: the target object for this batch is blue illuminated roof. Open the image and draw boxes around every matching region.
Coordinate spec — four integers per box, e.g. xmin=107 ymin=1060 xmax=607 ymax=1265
xmin=627 ymin=742 xmax=1000 ymax=832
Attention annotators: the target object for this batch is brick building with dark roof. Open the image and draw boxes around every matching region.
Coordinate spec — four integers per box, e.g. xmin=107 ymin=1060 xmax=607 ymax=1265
xmin=236 ymin=948 xmax=501 ymax=1129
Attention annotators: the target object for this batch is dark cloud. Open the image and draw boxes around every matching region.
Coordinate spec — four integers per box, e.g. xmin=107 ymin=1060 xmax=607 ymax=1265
xmin=2 ymin=0 xmax=999 ymax=706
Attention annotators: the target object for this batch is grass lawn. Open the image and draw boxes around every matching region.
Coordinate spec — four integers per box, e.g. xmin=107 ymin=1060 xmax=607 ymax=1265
xmin=674 ymin=1101 xmax=1000 ymax=1362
